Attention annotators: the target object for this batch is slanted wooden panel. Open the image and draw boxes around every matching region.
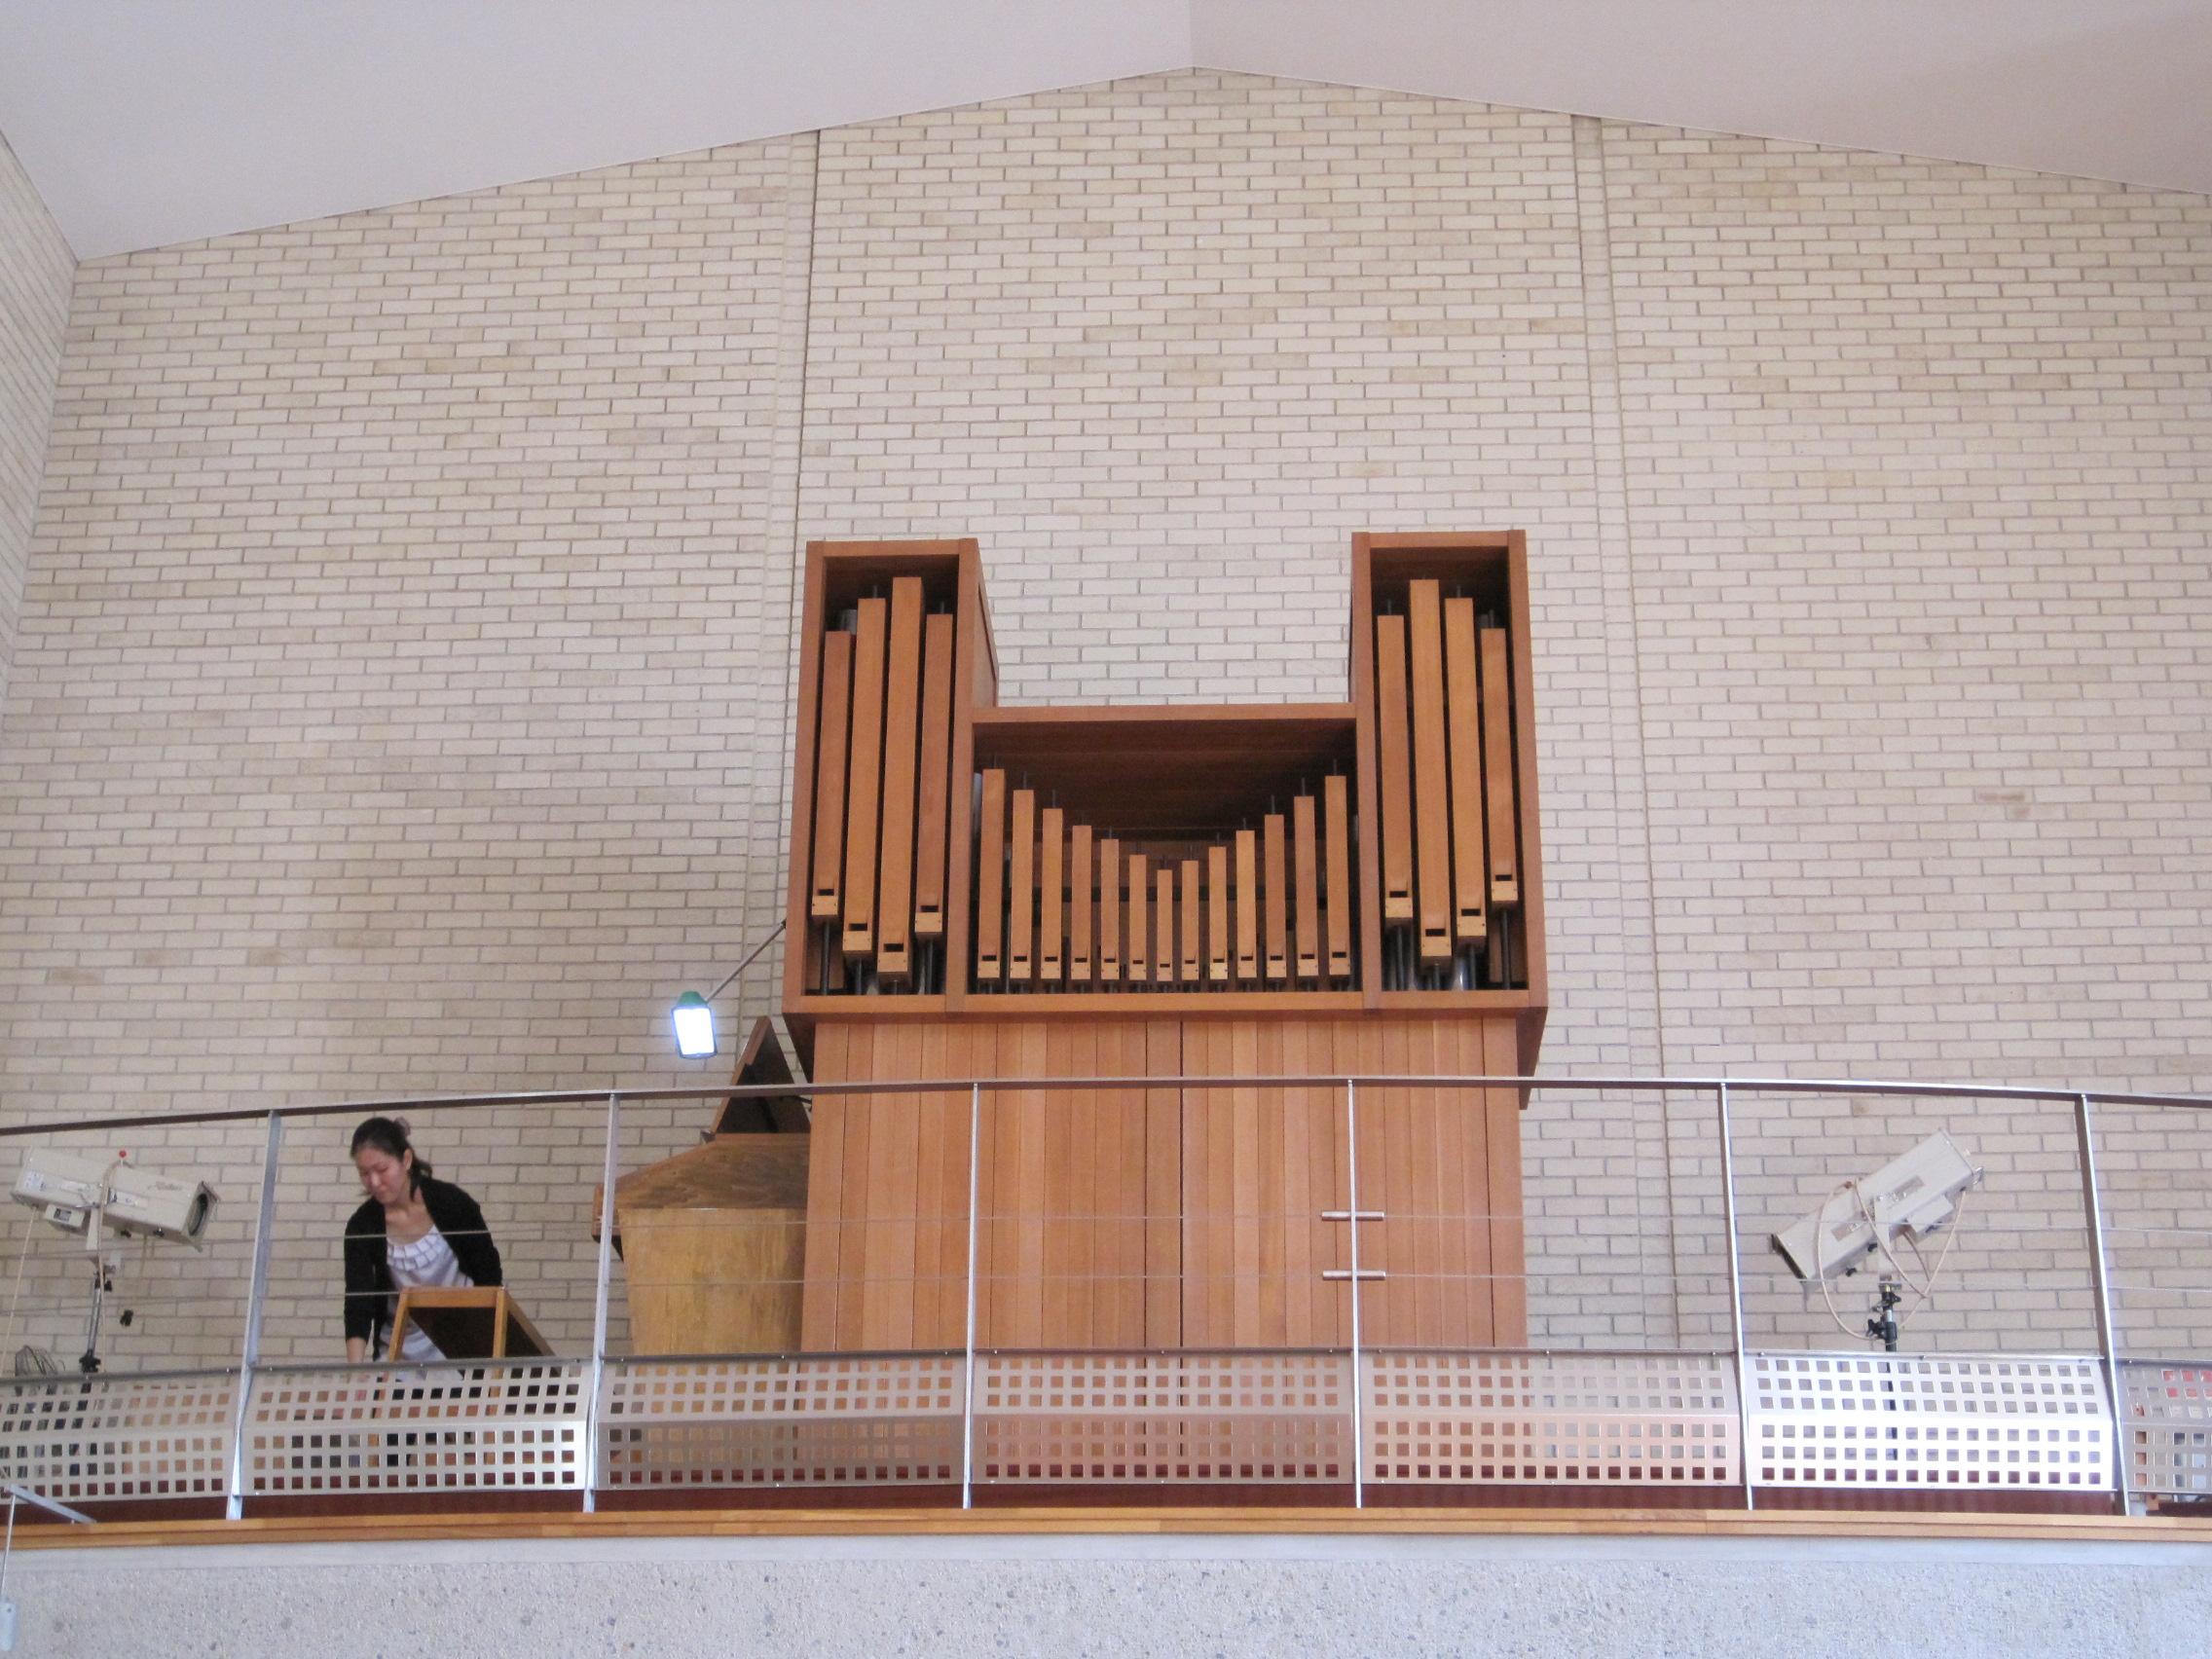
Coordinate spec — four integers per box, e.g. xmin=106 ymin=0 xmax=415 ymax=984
xmin=797 ymin=1024 xmax=849 ymax=1349
xmin=1068 ymin=822 xmax=1093 ymax=983
xmin=714 ymin=1015 xmax=808 ymax=1135
xmin=1479 ymin=624 xmax=1520 ymax=907
xmin=1098 ymin=835 xmax=1122 ymax=983
xmin=913 ymin=608 xmax=956 ymax=940
xmin=841 ymin=597 xmax=889 ymax=957
xmin=1037 ymin=807 xmax=1064 ymax=981
xmin=974 ymin=768 xmax=1006 ymax=981
xmin=1292 ymin=793 xmax=1320 ymax=979
xmin=1144 ymin=1018 xmax=1181 ymax=1348
xmin=1205 ymin=844 xmax=1230 ymax=982
xmin=1262 ymin=812 xmax=1289 ymax=982
xmin=1375 ymin=612 xmax=1414 ymax=923
xmin=1443 ymin=598 xmax=1489 ymax=944
xmin=1323 ymin=775 xmax=1353 ymax=981
xmin=1234 ymin=829 xmax=1259 ymax=981
xmin=1007 ymin=789 xmax=1036 ymax=981
xmin=875 ymin=578 xmax=925 ymax=978
xmin=1407 ymin=580 xmax=1453 ymax=962
xmin=809 ymin=631 xmax=854 ymax=923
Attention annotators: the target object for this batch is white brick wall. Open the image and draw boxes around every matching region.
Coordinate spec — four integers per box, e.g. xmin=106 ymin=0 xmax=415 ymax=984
xmin=0 ymin=126 xmax=73 ymax=712
xmin=0 ymin=74 xmax=2206 ymax=1367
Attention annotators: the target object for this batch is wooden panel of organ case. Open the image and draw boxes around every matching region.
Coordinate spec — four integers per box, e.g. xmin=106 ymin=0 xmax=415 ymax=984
xmin=787 ymin=535 xmax=1546 ymax=1353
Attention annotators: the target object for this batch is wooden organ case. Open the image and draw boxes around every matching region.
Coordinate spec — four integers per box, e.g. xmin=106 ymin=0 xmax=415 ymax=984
xmin=786 ymin=534 xmax=1546 ymax=1354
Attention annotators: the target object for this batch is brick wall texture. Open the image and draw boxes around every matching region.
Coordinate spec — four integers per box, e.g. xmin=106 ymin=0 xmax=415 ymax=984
xmin=0 ymin=73 xmax=2206 ymax=1366
xmin=0 ymin=129 xmax=73 ymax=717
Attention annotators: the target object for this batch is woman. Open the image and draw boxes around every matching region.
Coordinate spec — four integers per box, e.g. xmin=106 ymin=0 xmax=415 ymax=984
xmin=342 ymin=1116 xmax=502 ymax=1363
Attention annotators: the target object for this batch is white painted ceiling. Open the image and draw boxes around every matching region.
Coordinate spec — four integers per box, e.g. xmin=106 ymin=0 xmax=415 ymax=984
xmin=4 ymin=0 xmax=2209 ymax=260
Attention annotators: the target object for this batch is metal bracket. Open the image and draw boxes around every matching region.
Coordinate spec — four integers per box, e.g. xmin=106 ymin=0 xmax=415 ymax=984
xmin=1322 ymin=1269 xmax=1387 ymax=1281
xmin=1321 ymin=1210 xmax=1384 ymax=1222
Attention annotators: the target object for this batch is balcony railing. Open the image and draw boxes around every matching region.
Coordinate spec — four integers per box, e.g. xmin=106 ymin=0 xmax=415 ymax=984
xmin=0 ymin=1073 xmax=2204 ymax=1521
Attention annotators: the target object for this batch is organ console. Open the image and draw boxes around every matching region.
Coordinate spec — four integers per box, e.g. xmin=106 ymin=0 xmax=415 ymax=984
xmin=781 ymin=533 xmax=1546 ymax=1356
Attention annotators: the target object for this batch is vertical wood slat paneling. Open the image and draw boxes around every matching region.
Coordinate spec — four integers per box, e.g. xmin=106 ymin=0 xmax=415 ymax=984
xmin=1486 ymin=1016 xmax=1529 ymax=1344
xmin=1407 ymin=579 xmax=1454 ymax=962
xmin=797 ymin=1022 xmax=847 ymax=1350
xmin=834 ymin=1023 xmax=875 ymax=1346
xmin=912 ymin=610 xmax=956 ymax=940
xmin=1443 ymin=597 xmax=1490 ymax=944
xmin=809 ymin=631 xmax=856 ymax=932
xmin=862 ymin=1022 xmax=921 ymax=1347
xmin=1144 ymin=1018 xmax=1182 ymax=1349
xmin=841 ymin=598 xmax=888 ymax=958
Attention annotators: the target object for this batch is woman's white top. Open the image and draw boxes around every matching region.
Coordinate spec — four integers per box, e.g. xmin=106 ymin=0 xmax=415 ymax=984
xmin=386 ymin=1227 xmax=474 ymax=1362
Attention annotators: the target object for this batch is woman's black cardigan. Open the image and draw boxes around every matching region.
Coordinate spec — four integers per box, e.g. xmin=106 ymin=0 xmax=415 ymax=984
xmin=342 ymin=1176 xmax=503 ymax=1347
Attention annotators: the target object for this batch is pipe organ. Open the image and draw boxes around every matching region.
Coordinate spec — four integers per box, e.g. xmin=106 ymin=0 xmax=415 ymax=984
xmin=786 ymin=534 xmax=1546 ymax=1354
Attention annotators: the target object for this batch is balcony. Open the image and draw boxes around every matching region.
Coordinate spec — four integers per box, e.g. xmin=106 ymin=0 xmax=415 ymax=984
xmin=0 ymin=1072 xmax=2205 ymax=1533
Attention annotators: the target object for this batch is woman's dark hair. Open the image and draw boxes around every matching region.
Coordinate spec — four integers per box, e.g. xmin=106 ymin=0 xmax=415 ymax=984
xmin=350 ymin=1116 xmax=432 ymax=1184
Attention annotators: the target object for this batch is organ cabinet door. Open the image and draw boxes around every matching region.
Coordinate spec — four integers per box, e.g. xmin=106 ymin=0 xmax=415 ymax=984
xmin=784 ymin=534 xmax=1543 ymax=1351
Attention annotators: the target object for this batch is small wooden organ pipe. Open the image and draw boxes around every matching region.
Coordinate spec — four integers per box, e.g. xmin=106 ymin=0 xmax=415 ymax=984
xmin=1007 ymin=788 xmax=1036 ymax=982
xmin=1407 ymin=580 xmax=1454 ymax=963
xmin=1178 ymin=859 xmax=1201 ymax=983
xmin=1069 ymin=823 xmax=1093 ymax=983
xmin=1323 ymin=774 xmax=1353 ymax=980
xmin=974 ymin=768 xmax=1007 ymax=981
xmin=1262 ymin=812 xmax=1289 ymax=982
xmin=1234 ymin=829 xmax=1259 ymax=981
xmin=1292 ymin=793 xmax=1321 ymax=979
xmin=1206 ymin=845 xmax=1231 ymax=982
xmin=1126 ymin=852 xmax=1149 ymax=981
xmin=841 ymin=596 xmax=888 ymax=957
xmin=1099 ymin=836 xmax=1122 ymax=982
xmin=912 ymin=610 xmax=955 ymax=939
xmin=1375 ymin=612 xmax=1415 ymax=922
xmin=1155 ymin=866 xmax=1175 ymax=986
xmin=1443 ymin=598 xmax=1489 ymax=943
xmin=875 ymin=578 xmax=925 ymax=979
xmin=809 ymin=630 xmax=854 ymax=923
xmin=1038 ymin=807 xmax=1064 ymax=982
xmin=1479 ymin=625 xmax=1520 ymax=907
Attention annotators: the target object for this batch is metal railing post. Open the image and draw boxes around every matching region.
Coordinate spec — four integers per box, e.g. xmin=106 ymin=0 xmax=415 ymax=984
xmin=962 ymin=1081 xmax=982 ymax=1510
xmin=225 ymin=1110 xmax=283 ymax=1521
xmin=2074 ymin=1091 xmax=2132 ymax=1515
xmin=1346 ymin=1078 xmax=1365 ymax=1510
xmin=1715 ymin=1082 xmax=1756 ymax=1511
xmin=583 ymin=1088 xmax=620 ymax=1512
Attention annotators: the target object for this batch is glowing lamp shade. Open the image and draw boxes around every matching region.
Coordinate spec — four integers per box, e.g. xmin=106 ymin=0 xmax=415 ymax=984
xmin=671 ymin=991 xmax=717 ymax=1059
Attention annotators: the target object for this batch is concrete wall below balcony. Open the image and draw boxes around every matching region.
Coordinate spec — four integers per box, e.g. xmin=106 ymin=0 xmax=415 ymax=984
xmin=10 ymin=1530 xmax=2210 ymax=1656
